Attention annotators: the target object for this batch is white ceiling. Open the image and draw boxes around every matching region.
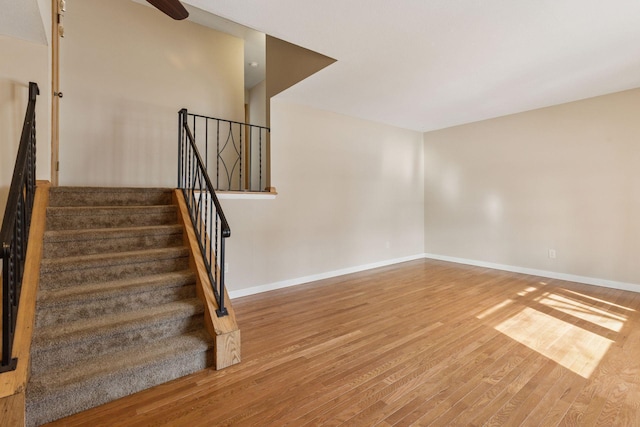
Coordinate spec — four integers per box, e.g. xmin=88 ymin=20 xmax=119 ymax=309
xmin=4 ymin=0 xmax=640 ymax=132
xmin=0 ymin=0 xmax=48 ymax=44
xmin=184 ymin=0 xmax=640 ymax=132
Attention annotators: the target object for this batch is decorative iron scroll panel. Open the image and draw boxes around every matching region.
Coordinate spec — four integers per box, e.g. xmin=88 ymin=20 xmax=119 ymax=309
xmin=186 ymin=112 xmax=270 ymax=192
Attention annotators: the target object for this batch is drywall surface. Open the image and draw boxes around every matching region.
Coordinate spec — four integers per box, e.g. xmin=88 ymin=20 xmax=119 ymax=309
xmin=423 ymin=88 xmax=640 ymax=286
xmin=221 ymin=99 xmax=424 ymax=292
xmin=248 ymin=79 xmax=267 ymax=190
xmin=265 ymin=36 xmax=335 ymax=100
xmin=0 ymin=35 xmax=50 ymax=216
xmin=59 ymin=0 xmax=244 ymax=187
xmin=248 ymin=79 xmax=266 ymax=127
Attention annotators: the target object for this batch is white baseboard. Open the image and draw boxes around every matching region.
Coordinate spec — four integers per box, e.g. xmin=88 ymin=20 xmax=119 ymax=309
xmin=228 ymin=254 xmax=425 ymax=299
xmin=423 ymin=253 xmax=640 ymax=294
xmin=228 ymin=252 xmax=639 ymax=299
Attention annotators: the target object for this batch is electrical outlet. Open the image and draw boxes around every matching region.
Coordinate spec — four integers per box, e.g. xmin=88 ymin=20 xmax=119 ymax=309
xmin=224 ymin=262 xmax=229 ymax=273
xmin=548 ymin=249 xmax=556 ymax=259
xmin=385 ymin=241 xmax=390 ymax=249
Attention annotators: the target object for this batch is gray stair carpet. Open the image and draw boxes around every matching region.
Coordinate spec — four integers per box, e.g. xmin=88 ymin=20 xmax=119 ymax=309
xmin=26 ymin=187 xmax=214 ymax=427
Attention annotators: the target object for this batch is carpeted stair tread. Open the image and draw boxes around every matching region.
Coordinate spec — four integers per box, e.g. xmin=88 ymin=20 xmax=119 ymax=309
xmin=46 ymin=205 xmax=178 ymax=230
xmin=47 ymin=205 xmax=176 ymax=216
xmin=27 ymin=186 xmax=215 ymax=426
xmin=49 ymin=186 xmax=174 ymax=207
xmin=26 ymin=331 xmax=213 ymax=426
xmin=32 ymin=298 xmax=204 ymax=349
xmin=44 ymin=224 xmax=183 ymax=242
xmin=35 ymin=270 xmax=197 ymax=327
xmin=40 ymin=246 xmax=189 ymax=274
xmin=30 ymin=299 xmax=205 ymax=375
xmin=43 ymin=224 xmax=185 ymax=258
xmin=29 ymin=330 xmax=212 ymax=392
xmin=38 ymin=270 xmax=196 ymax=307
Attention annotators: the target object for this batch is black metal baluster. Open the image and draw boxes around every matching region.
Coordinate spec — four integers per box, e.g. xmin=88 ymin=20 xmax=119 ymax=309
xmin=259 ymin=129 xmax=263 ymax=191
xmin=1 ymin=82 xmax=38 ymax=372
xmin=178 ymin=110 xmax=184 ymax=188
xmin=217 ymin=235 xmax=227 ymax=316
xmin=209 ymin=203 xmax=213 ymax=282
xmin=216 ymin=120 xmax=220 ymax=190
xmin=239 ymin=123 xmax=243 ymax=191
xmin=177 ymin=110 xmax=246 ymax=318
xmin=205 ymin=118 xmax=209 ymax=171
xmin=215 ymin=211 xmax=219 ymax=299
xmin=2 ymin=253 xmax=10 ymax=368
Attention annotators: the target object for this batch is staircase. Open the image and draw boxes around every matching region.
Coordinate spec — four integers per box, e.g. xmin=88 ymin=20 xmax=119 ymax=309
xmin=26 ymin=187 xmax=214 ymax=426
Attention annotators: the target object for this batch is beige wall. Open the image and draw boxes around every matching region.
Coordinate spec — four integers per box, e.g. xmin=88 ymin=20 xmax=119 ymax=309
xmin=248 ymin=79 xmax=266 ymax=127
xmin=59 ymin=0 xmax=245 ymax=187
xmin=0 ymin=35 xmax=50 ymax=216
xmin=248 ymin=79 xmax=266 ymax=190
xmin=424 ymin=88 xmax=640 ymax=287
xmin=222 ymin=99 xmax=425 ymax=293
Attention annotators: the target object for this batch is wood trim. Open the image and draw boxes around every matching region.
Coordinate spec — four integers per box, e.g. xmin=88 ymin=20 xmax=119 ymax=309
xmin=51 ymin=0 xmax=60 ymax=186
xmin=0 ymin=182 xmax=50 ymax=426
xmin=173 ymin=190 xmax=240 ymax=369
xmin=0 ymin=392 xmax=24 ymax=427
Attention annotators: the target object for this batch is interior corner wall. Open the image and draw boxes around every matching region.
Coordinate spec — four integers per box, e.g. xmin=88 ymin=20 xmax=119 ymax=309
xmin=59 ymin=0 xmax=245 ymax=187
xmin=0 ymin=35 xmax=51 ymax=216
xmin=37 ymin=0 xmax=52 ymax=44
xmin=248 ymin=79 xmax=266 ymax=127
xmin=220 ymin=99 xmax=425 ymax=293
xmin=423 ymin=88 xmax=640 ymax=288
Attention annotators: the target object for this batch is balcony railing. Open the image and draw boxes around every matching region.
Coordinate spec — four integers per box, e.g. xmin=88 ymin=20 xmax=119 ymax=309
xmin=183 ymin=110 xmax=270 ymax=192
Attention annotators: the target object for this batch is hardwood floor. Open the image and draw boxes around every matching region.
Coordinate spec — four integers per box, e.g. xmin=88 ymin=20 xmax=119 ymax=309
xmin=46 ymin=259 xmax=640 ymax=426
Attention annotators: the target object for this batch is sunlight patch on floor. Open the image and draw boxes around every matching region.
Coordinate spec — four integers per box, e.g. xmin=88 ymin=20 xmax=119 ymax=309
xmin=476 ymin=299 xmax=513 ymax=319
xmin=537 ymin=293 xmax=626 ymax=332
xmin=563 ymin=289 xmax=636 ymax=312
xmin=494 ymin=306 xmax=612 ymax=378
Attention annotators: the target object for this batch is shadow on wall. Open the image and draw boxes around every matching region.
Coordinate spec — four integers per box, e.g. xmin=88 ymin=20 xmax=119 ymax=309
xmin=0 ymin=79 xmax=30 ymax=216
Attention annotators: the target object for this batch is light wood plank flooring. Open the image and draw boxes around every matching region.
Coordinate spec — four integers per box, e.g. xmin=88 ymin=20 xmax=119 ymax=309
xmin=46 ymin=259 xmax=640 ymax=426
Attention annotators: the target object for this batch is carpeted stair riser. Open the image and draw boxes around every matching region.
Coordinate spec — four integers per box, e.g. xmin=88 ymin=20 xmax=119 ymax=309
xmin=27 ymin=332 xmax=213 ymax=427
xmin=43 ymin=225 xmax=185 ymax=258
xmin=35 ymin=273 xmax=197 ymax=327
xmin=48 ymin=187 xmax=174 ymax=207
xmin=27 ymin=186 xmax=215 ymax=427
xmin=39 ymin=248 xmax=190 ymax=290
xmin=46 ymin=205 xmax=178 ymax=231
xmin=31 ymin=301 xmax=205 ymax=376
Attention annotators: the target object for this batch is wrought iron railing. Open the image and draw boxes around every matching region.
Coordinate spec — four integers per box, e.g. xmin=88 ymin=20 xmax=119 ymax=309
xmin=178 ymin=109 xmax=230 ymax=317
xmin=1 ymin=82 xmax=39 ymax=372
xmin=184 ymin=110 xmax=270 ymax=192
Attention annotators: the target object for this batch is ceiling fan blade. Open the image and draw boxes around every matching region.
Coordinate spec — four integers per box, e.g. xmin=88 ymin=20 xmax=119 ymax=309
xmin=146 ymin=0 xmax=189 ymax=20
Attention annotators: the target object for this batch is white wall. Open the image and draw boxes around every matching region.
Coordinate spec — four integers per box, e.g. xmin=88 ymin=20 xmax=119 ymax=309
xmin=0 ymin=35 xmax=50 ymax=216
xmin=423 ymin=88 xmax=640 ymax=288
xmin=222 ymin=99 xmax=425 ymax=294
xmin=59 ymin=0 xmax=245 ymax=187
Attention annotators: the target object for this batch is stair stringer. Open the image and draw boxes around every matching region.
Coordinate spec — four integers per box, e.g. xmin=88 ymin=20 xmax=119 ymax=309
xmin=173 ymin=190 xmax=240 ymax=369
xmin=0 ymin=182 xmax=49 ymax=427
